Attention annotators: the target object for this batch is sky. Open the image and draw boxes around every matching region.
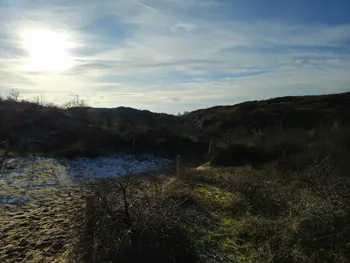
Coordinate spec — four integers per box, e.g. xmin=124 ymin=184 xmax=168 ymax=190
xmin=0 ymin=0 xmax=349 ymax=114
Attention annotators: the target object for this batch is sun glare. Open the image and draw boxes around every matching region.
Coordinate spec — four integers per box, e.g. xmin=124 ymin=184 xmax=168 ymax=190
xmin=20 ymin=29 xmax=74 ymax=71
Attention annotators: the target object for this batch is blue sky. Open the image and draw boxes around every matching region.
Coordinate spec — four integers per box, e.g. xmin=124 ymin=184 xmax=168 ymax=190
xmin=0 ymin=0 xmax=349 ymax=113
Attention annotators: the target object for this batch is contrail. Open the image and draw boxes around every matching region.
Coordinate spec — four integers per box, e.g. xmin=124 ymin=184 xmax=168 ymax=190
xmin=132 ymin=0 xmax=182 ymax=24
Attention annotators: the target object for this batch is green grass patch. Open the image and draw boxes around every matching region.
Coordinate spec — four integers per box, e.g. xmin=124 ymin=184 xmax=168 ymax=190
xmin=193 ymin=185 xmax=234 ymax=213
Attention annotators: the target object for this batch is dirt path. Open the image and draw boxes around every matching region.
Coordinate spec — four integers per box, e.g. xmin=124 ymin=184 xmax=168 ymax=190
xmin=0 ymin=190 xmax=84 ymax=263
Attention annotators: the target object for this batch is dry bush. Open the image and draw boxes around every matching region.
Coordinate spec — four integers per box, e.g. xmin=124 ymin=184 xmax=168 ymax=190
xmin=221 ymin=166 xmax=350 ymax=262
xmin=211 ymin=143 xmax=276 ymax=166
xmin=217 ymin=169 xmax=288 ymax=218
xmin=300 ymin=157 xmax=350 ymax=209
xmin=174 ymin=123 xmax=350 ymax=262
xmin=229 ymin=127 xmax=350 ymax=262
xmin=70 ymin=174 xmax=200 ymax=263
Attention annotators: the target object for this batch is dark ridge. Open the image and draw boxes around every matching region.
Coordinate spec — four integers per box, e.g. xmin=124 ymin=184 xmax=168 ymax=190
xmin=1 ymin=92 xmax=349 ymax=164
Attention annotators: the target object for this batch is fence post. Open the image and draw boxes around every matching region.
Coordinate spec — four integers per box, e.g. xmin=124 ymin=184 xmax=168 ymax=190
xmin=4 ymin=138 xmax=9 ymax=157
xmin=208 ymin=137 xmax=213 ymax=156
xmin=177 ymin=155 xmax=181 ymax=177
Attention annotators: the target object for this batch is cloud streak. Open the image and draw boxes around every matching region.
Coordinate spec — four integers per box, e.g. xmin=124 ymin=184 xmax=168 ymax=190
xmin=0 ymin=0 xmax=349 ymax=113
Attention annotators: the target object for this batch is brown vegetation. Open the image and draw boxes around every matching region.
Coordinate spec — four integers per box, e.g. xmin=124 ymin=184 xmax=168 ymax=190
xmin=67 ymin=120 xmax=350 ymax=262
xmin=70 ymin=175 xmax=200 ymax=263
xmin=1 ymin=91 xmax=350 ymax=262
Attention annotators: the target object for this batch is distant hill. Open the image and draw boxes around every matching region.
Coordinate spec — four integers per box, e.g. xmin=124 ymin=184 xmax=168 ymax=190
xmin=85 ymin=106 xmax=178 ymax=125
xmin=182 ymin=92 xmax=350 ymax=133
xmin=0 ymin=92 xmax=349 ymax=161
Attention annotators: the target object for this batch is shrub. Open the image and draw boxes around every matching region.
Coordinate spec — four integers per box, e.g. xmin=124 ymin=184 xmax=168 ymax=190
xmin=219 ymin=170 xmax=288 ymax=218
xmin=70 ymin=175 xmax=199 ymax=263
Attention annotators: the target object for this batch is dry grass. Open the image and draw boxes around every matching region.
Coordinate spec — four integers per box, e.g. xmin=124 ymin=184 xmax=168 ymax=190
xmin=0 ymin=189 xmax=84 ymax=263
xmin=175 ymin=125 xmax=350 ymax=262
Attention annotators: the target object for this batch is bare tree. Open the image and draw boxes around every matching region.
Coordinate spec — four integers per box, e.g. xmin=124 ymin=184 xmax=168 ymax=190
xmin=7 ymin=89 xmax=20 ymax=101
xmin=62 ymin=95 xmax=88 ymax=109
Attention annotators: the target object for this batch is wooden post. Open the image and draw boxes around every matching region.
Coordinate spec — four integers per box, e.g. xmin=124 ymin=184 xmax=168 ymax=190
xmin=177 ymin=155 xmax=181 ymax=177
xmin=208 ymin=138 xmax=213 ymax=156
xmin=4 ymin=138 xmax=9 ymax=157
xmin=132 ymin=137 xmax=136 ymax=149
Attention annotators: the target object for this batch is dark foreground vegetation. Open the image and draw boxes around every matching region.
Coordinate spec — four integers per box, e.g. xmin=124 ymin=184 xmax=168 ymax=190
xmin=70 ymin=123 xmax=350 ymax=263
xmin=1 ymin=91 xmax=350 ymax=262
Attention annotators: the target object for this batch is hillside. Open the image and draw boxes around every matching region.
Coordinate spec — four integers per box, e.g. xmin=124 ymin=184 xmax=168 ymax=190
xmin=184 ymin=92 xmax=350 ymax=135
xmin=181 ymin=92 xmax=350 ymax=165
xmin=1 ymin=92 xmax=350 ymax=161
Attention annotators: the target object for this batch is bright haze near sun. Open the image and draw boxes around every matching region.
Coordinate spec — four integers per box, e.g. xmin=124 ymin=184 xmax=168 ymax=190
xmin=19 ymin=28 xmax=74 ymax=72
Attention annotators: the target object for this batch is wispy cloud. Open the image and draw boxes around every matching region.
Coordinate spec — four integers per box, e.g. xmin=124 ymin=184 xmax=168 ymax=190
xmin=0 ymin=0 xmax=349 ymax=113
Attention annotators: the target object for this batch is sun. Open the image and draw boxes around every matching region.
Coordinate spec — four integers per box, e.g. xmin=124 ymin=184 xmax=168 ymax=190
xmin=20 ymin=29 xmax=74 ymax=71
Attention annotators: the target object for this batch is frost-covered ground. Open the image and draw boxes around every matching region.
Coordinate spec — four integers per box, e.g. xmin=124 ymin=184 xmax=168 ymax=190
xmin=0 ymin=155 xmax=171 ymax=206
